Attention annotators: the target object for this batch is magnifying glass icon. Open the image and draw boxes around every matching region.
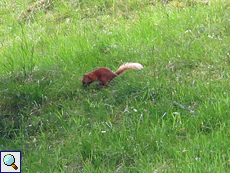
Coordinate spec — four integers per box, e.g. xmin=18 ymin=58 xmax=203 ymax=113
xmin=3 ymin=154 xmax=18 ymax=170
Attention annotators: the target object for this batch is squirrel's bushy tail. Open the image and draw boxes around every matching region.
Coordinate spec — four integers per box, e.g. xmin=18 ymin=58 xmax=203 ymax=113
xmin=115 ymin=63 xmax=143 ymax=75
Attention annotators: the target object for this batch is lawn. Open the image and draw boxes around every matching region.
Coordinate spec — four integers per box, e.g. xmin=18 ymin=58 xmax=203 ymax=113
xmin=1 ymin=0 xmax=230 ymax=172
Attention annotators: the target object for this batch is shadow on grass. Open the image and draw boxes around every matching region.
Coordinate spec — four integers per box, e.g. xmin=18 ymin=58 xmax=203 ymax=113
xmin=0 ymin=69 xmax=61 ymax=139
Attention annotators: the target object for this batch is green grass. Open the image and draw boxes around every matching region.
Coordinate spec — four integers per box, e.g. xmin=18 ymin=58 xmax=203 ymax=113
xmin=1 ymin=0 xmax=230 ymax=172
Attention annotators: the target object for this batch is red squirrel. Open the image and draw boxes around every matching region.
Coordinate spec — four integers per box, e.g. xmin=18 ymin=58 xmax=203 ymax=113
xmin=82 ymin=63 xmax=143 ymax=87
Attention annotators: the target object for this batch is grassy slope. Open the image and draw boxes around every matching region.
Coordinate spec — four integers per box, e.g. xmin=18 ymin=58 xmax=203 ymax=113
xmin=1 ymin=0 xmax=230 ymax=172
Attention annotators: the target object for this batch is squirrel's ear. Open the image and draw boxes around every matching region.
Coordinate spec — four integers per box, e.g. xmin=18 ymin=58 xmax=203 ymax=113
xmin=83 ymin=75 xmax=90 ymax=79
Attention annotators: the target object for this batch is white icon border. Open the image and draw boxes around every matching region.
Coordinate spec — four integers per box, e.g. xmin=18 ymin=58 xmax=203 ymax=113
xmin=0 ymin=151 xmax=21 ymax=173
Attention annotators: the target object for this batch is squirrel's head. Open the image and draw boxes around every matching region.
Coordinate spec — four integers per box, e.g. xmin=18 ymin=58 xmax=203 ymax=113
xmin=82 ymin=75 xmax=93 ymax=87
